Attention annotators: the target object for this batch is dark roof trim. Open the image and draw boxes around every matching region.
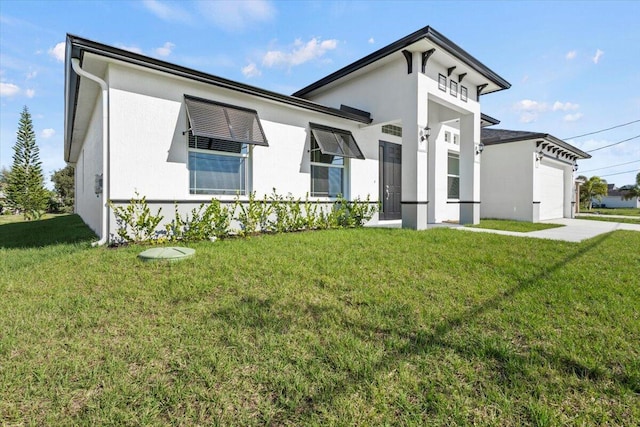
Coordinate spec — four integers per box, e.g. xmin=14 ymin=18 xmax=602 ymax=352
xmin=480 ymin=113 xmax=500 ymax=126
xmin=482 ymin=129 xmax=591 ymax=159
xmin=64 ymin=34 xmax=373 ymax=159
xmin=292 ymin=26 xmax=511 ymax=98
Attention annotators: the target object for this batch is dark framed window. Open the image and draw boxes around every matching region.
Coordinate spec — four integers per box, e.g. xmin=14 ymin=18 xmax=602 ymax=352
xmin=438 ymin=74 xmax=447 ymax=91
xmin=309 ymin=123 xmax=364 ymax=197
xmin=450 ymin=80 xmax=458 ymax=97
xmin=460 ymin=85 xmax=468 ymax=102
xmin=184 ymin=95 xmax=268 ymax=195
xmin=447 ymin=152 xmax=460 ymax=199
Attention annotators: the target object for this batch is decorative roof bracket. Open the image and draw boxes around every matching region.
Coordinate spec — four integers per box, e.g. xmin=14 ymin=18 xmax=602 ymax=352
xmin=402 ymin=50 xmax=413 ymax=74
xmin=477 ymin=83 xmax=488 ymax=98
xmin=421 ymin=49 xmax=435 ymax=73
xmin=458 ymin=73 xmax=467 ymax=83
xmin=447 ymin=66 xmax=456 ymax=76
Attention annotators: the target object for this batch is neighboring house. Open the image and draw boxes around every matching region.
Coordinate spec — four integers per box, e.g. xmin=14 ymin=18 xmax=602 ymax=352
xmin=64 ymin=26 xmax=511 ymax=242
xmin=480 ymin=129 xmax=590 ymax=222
xmin=594 ymin=184 xmax=640 ymax=208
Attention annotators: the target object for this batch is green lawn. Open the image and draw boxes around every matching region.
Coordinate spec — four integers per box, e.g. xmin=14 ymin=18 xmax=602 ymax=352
xmin=1 ymin=215 xmax=639 ymax=425
xmin=581 ymin=207 xmax=640 ymax=217
xmin=466 ymin=219 xmax=564 ymax=233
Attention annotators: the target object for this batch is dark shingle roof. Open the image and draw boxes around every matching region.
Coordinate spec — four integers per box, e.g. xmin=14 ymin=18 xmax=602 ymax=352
xmin=481 ymin=128 xmax=591 ymax=159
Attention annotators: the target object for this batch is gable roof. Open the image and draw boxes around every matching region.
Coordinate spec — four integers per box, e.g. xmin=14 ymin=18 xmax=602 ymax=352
xmin=64 ymin=34 xmax=373 ymax=162
xmin=292 ymin=26 xmax=511 ymax=98
xmin=481 ymin=128 xmax=591 ymax=159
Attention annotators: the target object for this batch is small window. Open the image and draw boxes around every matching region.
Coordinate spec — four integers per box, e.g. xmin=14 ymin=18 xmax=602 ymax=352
xmin=438 ymin=74 xmax=447 ymax=91
xmin=453 ymin=134 xmax=459 ymax=145
xmin=444 ymin=131 xmax=451 ymax=143
xmin=309 ymin=123 xmax=364 ymax=197
xmin=382 ymin=124 xmax=402 ymax=137
xmin=448 ymin=153 xmax=460 ymax=199
xmin=460 ymin=86 xmax=468 ymax=102
xmin=450 ymin=80 xmax=458 ymax=97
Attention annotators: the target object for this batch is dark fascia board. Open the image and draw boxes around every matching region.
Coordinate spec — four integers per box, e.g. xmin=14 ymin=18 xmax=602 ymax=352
xmin=64 ymin=34 xmax=373 ymax=160
xmin=483 ymin=130 xmax=591 ymax=159
xmin=480 ymin=113 xmax=500 ymax=126
xmin=292 ymin=26 xmax=511 ymax=98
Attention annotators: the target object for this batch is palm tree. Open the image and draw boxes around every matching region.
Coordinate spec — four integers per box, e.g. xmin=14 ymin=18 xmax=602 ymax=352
xmin=578 ymin=175 xmax=608 ymax=210
xmin=621 ymin=172 xmax=640 ymax=202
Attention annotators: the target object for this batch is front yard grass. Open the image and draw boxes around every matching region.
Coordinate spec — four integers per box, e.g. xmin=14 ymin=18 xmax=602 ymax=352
xmin=466 ymin=219 xmax=564 ymax=232
xmin=1 ymin=215 xmax=639 ymax=425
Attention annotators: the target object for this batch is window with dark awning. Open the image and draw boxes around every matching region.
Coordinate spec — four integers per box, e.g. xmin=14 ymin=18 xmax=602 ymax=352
xmin=309 ymin=123 xmax=365 ymax=160
xmin=184 ymin=95 xmax=268 ymax=146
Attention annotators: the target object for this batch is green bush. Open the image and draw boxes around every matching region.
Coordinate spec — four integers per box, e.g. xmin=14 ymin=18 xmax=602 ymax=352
xmin=111 ymin=191 xmax=377 ymax=245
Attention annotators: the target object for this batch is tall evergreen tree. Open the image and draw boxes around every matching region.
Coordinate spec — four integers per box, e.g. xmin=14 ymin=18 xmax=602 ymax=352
xmin=6 ymin=106 xmax=48 ymax=219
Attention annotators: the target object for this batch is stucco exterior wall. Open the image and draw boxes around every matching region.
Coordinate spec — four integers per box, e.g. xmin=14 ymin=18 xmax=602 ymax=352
xmin=481 ymin=141 xmax=534 ymax=221
xmin=74 ymin=95 xmax=103 ymax=236
xmin=597 ymin=195 xmax=640 ymax=208
xmin=104 ymin=63 xmax=379 ymax=235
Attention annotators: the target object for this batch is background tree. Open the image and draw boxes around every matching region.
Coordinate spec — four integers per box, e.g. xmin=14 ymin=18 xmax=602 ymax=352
xmin=621 ymin=172 xmax=640 ymax=202
xmin=51 ymin=165 xmax=75 ymax=213
xmin=0 ymin=166 xmax=11 ymax=214
xmin=578 ymin=175 xmax=608 ymax=210
xmin=6 ymin=106 xmax=49 ymax=219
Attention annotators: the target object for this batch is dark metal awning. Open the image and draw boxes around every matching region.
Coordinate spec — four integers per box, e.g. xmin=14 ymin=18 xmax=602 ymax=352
xmin=310 ymin=123 xmax=364 ymax=159
xmin=184 ymin=95 xmax=268 ymax=146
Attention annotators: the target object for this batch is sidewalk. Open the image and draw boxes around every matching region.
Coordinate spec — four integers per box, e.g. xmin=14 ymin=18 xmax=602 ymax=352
xmin=575 ymin=213 xmax=639 ymax=220
xmin=459 ymin=218 xmax=640 ymax=243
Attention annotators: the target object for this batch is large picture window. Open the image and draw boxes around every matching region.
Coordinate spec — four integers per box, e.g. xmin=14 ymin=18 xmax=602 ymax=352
xmin=447 ymin=152 xmax=460 ymax=199
xmin=184 ymin=95 xmax=268 ymax=195
xmin=309 ymin=123 xmax=364 ymax=198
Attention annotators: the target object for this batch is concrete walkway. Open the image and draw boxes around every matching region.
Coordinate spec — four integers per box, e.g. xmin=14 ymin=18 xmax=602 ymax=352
xmin=576 ymin=213 xmax=639 ymax=220
xmin=460 ymin=218 xmax=640 ymax=242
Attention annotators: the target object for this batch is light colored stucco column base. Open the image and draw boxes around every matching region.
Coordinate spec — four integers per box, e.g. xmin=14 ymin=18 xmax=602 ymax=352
xmin=459 ymin=203 xmax=480 ymax=225
xmin=402 ymin=204 xmax=429 ymax=230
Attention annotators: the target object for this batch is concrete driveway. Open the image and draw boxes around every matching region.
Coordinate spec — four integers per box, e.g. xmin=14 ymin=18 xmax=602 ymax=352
xmin=460 ymin=218 xmax=640 ymax=242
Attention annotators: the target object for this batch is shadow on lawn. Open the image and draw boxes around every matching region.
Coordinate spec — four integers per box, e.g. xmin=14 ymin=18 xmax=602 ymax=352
xmin=216 ymin=231 xmax=638 ymax=421
xmin=0 ymin=214 xmax=96 ymax=249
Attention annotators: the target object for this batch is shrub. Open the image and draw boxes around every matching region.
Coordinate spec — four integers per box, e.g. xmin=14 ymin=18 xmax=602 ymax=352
xmin=109 ymin=192 xmax=163 ymax=244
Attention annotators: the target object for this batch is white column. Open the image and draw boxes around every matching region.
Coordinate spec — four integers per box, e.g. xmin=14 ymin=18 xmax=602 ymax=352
xmin=459 ymin=112 xmax=481 ymax=224
xmin=401 ymin=52 xmax=429 ymax=229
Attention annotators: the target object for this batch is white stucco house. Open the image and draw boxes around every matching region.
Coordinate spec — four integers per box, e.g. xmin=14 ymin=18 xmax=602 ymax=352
xmin=64 ymin=26 xmax=513 ymax=243
xmin=594 ymin=184 xmax=640 ymax=208
xmin=479 ymin=129 xmax=591 ymax=221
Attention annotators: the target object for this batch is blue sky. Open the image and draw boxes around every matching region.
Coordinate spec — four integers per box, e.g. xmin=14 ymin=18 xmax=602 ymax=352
xmin=1 ymin=0 xmax=639 ymax=187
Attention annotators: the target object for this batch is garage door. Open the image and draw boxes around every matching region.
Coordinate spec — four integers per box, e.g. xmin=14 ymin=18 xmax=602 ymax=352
xmin=539 ymin=163 xmax=564 ymax=220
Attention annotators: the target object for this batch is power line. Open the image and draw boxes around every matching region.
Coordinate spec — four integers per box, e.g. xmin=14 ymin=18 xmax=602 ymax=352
xmin=564 ymin=119 xmax=640 ymax=140
xmin=586 ymin=135 xmax=640 ymax=153
xmin=599 ymin=169 xmax=639 ymax=178
xmin=579 ymin=159 xmax=640 ymax=173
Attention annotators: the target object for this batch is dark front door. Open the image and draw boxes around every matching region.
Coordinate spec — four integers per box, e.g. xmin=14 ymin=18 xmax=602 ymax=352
xmin=379 ymin=141 xmax=402 ymax=220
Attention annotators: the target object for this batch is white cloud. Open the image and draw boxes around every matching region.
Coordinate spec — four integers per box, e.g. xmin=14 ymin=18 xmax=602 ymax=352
xmin=592 ymin=49 xmax=604 ymax=64
xmin=117 ymin=44 xmax=143 ymax=54
xmin=519 ymin=112 xmax=538 ymax=123
xmin=563 ymin=113 xmax=583 ymax=122
xmin=48 ymin=42 xmax=65 ymax=62
xmin=368 ymin=37 xmax=375 ymax=44
xmin=241 ymin=62 xmax=261 ymax=78
xmin=197 ymin=0 xmax=276 ymax=32
xmin=142 ymin=0 xmax=191 ymax=22
xmin=566 ymin=50 xmax=577 ymax=60
xmin=522 ymin=74 xmax=529 ymax=83
xmin=41 ymin=128 xmax=55 ymax=139
xmin=0 ymin=82 xmax=20 ymax=97
xmin=552 ymin=101 xmax=579 ymax=111
xmin=26 ymin=70 xmax=38 ymax=80
xmin=26 ymin=88 xmax=35 ymax=98
xmin=262 ymin=37 xmax=338 ymax=68
xmin=154 ymin=42 xmax=175 ymax=57
xmin=514 ymin=99 xmax=548 ymax=112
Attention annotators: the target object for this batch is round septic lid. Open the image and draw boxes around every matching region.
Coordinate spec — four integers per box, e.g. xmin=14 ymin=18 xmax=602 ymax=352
xmin=138 ymin=246 xmax=195 ymax=262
